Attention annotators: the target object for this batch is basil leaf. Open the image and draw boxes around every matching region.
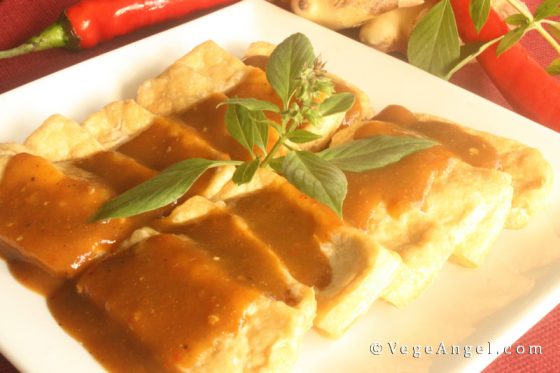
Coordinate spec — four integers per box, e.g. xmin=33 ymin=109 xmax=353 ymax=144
xmin=287 ymin=129 xmax=322 ymax=143
xmin=547 ymin=57 xmax=560 ymax=75
xmin=505 ymin=14 xmax=529 ymax=26
xmin=225 ymin=104 xmax=256 ymax=155
xmin=535 ymin=0 xmax=560 ymax=21
xmin=496 ymin=26 xmax=528 ymax=55
xmin=93 ymin=159 xmax=236 ymax=220
xmin=318 ymin=92 xmax=355 ymax=116
xmin=219 ymin=97 xmax=280 ymax=113
xmin=232 ymin=159 xmax=260 ymax=185
xmin=470 ymin=0 xmax=492 ymax=33
xmin=319 ymin=136 xmax=438 ymax=172
xmin=408 ymin=0 xmax=460 ymax=78
xmin=444 ymin=39 xmax=498 ymax=80
xmin=282 ymin=151 xmax=347 ymax=217
xmin=267 ymin=33 xmax=315 ymax=107
xmin=269 ymin=157 xmax=285 ymax=173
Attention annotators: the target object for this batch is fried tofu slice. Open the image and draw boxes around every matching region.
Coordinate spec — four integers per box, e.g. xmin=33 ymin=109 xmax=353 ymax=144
xmin=214 ymin=169 xmax=401 ymax=337
xmin=415 ymin=113 xmax=554 ymax=229
xmin=77 ymin=231 xmax=315 ymax=372
xmin=156 ymin=196 xmax=316 ymax=306
xmin=370 ymin=106 xmax=552 ymax=267
xmin=0 ymin=119 xmax=154 ymax=277
xmin=330 ymin=120 xmax=513 ymax=306
xmin=0 ymin=113 xmax=170 ymax=277
xmin=0 ymin=151 xmax=135 ymax=277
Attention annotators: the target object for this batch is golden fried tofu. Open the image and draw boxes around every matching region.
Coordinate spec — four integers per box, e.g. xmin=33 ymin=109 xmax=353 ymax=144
xmin=371 ymin=106 xmax=553 ymax=267
xmin=78 ymin=231 xmax=315 ymax=372
xmin=156 ymin=195 xmax=316 ymax=306
xmin=415 ymin=113 xmax=554 ymax=230
xmin=0 ymin=151 xmax=135 ymax=277
xmin=214 ymin=169 xmax=401 ymax=337
xmin=331 ymin=119 xmax=513 ymax=306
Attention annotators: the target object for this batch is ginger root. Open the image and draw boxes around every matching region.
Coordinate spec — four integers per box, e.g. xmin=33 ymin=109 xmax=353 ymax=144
xmin=359 ymin=1 xmax=432 ymax=53
xmin=290 ymin=0 xmax=424 ymax=30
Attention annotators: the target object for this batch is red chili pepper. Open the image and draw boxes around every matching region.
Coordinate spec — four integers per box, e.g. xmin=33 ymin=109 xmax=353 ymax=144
xmin=0 ymin=0 xmax=238 ymax=59
xmin=450 ymin=0 xmax=560 ymax=131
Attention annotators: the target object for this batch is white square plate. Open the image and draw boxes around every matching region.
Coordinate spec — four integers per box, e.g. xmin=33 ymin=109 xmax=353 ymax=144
xmin=1 ymin=0 xmax=559 ymax=372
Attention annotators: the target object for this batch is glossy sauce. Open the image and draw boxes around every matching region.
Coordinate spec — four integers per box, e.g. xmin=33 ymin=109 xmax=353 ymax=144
xmin=374 ymin=105 xmax=500 ymax=169
xmin=117 ymin=117 xmax=227 ymax=170
xmin=49 ymin=283 xmax=172 ymax=373
xmin=343 ymin=105 xmax=499 ymax=228
xmin=77 ymin=234 xmax=260 ymax=371
xmin=179 ymin=93 xmax=251 ymax=161
xmin=73 ymin=151 xmax=157 ymax=193
xmin=116 ymin=116 xmax=229 ymax=196
xmin=157 ymin=210 xmax=298 ymax=304
xmin=226 ymin=179 xmax=340 ymax=289
xmin=180 ymin=69 xmax=282 ymax=161
xmin=343 ymin=121 xmax=454 ymax=227
xmin=0 ymin=153 xmax=134 ymax=277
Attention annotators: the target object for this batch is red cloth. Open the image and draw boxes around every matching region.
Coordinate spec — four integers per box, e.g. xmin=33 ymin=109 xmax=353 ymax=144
xmin=0 ymin=1 xmax=558 ymax=372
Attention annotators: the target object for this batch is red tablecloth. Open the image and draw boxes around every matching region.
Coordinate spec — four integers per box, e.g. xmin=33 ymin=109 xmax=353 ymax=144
xmin=0 ymin=1 xmax=558 ymax=372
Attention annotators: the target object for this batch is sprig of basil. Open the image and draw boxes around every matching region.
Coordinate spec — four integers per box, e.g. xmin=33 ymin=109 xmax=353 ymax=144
xmin=266 ymin=33 xmax=315 ymax=107
xmin=94 ymin=33 xmax=439 ymax=221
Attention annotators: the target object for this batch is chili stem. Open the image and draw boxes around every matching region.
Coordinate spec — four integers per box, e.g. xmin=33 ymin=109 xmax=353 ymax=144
xmin=0 ymin=44 xmax=38 ymax=59
xmin=0 ymin=22 xmax=69 ymax=60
